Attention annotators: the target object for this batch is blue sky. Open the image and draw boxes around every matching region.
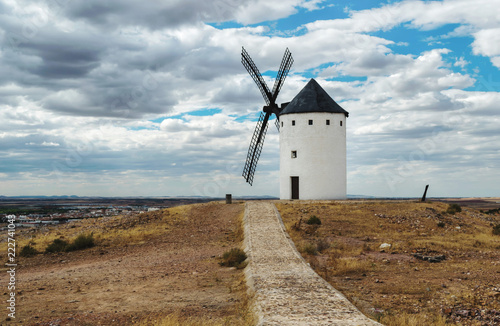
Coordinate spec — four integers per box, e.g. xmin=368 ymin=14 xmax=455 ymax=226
xmin=0 ymin=0 xmax=499 ymax=198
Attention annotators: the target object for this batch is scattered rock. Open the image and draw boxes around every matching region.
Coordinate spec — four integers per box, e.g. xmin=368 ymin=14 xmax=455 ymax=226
xmin=379 ymin=243 xmax=391 ymax=251
xmin=412 ymin=253 xmax=446 ymax=263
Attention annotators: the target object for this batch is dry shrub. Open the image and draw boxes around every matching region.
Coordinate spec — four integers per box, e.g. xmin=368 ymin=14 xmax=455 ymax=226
xmin=446 ymin=203 xmax=462 ymax=214
xmin=379 ymin=311 xmax=451 ymax=326
xmin=329 ymin=257 xmax=370 ymax=276
xmin=142 ymin=313 xmax=233 ymax=326
xmin=300 ymin=242 xmax=318 ymax=255
xmin=292 ymin=218 xmax=302 ymax=231
xmin=45 ymin=233 xmax=95 ymax=253
xmin=306 ymin=215 xmax=321 ymax=225
xmin=219 ymin=248 xmax=247 ymax=269
xmin=316 ymin=238 xmax=330 ymax=252
xmin=19 ymin=244 xmax=38 ymax=257
xmin=45 ymin=238 xmax=70 ymax=253
xmin=66 ymin=233 xmax=94 ymax=251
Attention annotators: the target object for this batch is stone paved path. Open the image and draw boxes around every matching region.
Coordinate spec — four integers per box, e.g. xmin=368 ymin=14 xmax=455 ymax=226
xmin=243 ymin=201 xmax=382 ymax=326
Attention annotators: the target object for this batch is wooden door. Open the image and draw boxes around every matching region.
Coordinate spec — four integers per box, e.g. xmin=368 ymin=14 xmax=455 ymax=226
xmin=291 ymin=177 xmax=299 ymax=199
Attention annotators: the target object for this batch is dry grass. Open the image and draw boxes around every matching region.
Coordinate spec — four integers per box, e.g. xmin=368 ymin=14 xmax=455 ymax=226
xmin=136 ymin=203 xmax=254 ymax=326
xmin=378 ymin=311 xmax=452 ymax=326
xmin=277 ymin=200 xmax=500 ymax=326
xmin=2 ymin=201 xmax=255 ymax=326
xmin=142 ymin=314 xmax=232 ymax=326
xmin=140 ymin=283 xmax=255 ymax=326
xmin=329 ymin=257 xmax=372 ymax=276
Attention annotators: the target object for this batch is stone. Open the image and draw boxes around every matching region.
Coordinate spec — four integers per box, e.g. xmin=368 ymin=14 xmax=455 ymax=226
xmin=379 ymin=243 xmax=391 ymax=251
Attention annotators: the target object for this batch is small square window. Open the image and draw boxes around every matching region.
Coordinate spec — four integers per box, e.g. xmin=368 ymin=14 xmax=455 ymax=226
xmin=308 ymin=120 xmax=313 ymax=125
xmin=326 ymin=120 xmax=330 ymax=125
xmin=291 ymin=150 xmax=297 ymax=158
xmin=340 ymin=121 xmax=343 ymax=126
xmin=292 ymin=120 xmax=295 ymax=126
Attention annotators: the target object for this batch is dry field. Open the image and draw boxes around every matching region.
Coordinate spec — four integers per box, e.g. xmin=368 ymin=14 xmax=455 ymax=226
xmin=276 ymin=200 xmax=500 ymax=326
xmin=0 ymin=202 xmax=253 ymax=326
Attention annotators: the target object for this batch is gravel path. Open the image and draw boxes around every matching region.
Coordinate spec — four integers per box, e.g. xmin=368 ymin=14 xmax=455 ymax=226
xmin=243 ymin=201 xmax=382 ymax=326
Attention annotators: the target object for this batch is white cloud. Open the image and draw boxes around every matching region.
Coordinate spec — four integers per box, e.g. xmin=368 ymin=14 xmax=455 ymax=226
xmin=454 ymin=57 xmax=469 ymax=69
xmin=472 ymin=28 xmax=500 ymax=67
xmin=41 ymin=141 xmax=59 ymax=147
xmin=304 ymin=0 xmax=500 ymax=68
xmin=233 ymin=0 xmax=326 ymax=25
xmin=1 ymin=0 xmax=500 ymax=197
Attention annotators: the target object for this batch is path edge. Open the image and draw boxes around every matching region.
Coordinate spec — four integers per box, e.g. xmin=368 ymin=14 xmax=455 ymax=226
xmin=242 ymin=201 xmax=264 ymax=326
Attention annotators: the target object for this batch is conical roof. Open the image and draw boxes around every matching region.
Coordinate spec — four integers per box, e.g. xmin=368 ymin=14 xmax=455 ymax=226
xmin=280 ymin=79 xmax=349 ymax=117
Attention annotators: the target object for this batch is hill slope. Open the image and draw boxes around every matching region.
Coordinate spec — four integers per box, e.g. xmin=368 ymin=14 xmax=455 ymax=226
xmin=1 ymin=202 xmax=252 ymax=325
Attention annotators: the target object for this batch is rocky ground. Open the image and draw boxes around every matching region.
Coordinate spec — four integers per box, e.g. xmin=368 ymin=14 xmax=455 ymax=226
xmin=276 ymin=200 xmax=500 ymax=326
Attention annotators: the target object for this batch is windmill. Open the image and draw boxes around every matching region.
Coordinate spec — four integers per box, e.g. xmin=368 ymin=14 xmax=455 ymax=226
xmin=241 ymin=47 xmax=294 ymax=185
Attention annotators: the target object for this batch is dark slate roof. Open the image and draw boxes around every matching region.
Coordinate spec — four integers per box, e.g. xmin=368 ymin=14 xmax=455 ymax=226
xmin=280 ymin=78 xmax=349 ymax=117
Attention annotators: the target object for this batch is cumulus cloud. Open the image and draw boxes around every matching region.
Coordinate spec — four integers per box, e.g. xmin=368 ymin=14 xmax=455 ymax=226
xmin=0 ymin=0 xmax=499 ymax=197
xmin=472 ymin=28 xmax=500 ymax=67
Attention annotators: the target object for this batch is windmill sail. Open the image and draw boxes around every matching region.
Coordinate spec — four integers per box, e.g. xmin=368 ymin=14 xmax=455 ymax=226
xmin=242 ymin=112 xmax=269 ymax=185
xmin=272 ymin=48 xmax=293 ymax=103
xmin=241 ymin=47 xmax=272 ymax=105
xmin=241 ymin=47 xmax=293 ymax=185
xmin=274 ymin=118 xmax=280 ymax=131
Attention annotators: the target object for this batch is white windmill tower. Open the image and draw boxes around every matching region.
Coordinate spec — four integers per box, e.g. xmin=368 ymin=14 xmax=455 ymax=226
xmin=241 ymin=48 xmax=348 ymax=200
xmin=278 ymin=79 xmax=349 ymax=200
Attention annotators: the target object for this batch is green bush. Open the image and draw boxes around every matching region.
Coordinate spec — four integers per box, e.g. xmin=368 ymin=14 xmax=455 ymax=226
xmin=306 ymin=215 xmax=321 ymax=225
xmin=20 ymin=244 xmax=38 ymax=257
xmin=45 ymin=238 xmax=69 ymax=253
xmin=66 ymin=233 xmax=95 ymax=252
xmin=446 ymin=203 xmax=462 ymax=214
xmin=219 ymin=248 xmax=247 ymax=268
xmin=493 ymin=224 xmax=500 ymax=236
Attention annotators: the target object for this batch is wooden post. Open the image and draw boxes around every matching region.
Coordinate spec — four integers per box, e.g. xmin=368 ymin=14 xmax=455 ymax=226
xmin=421 ymin=185 xmax=429 ymax=202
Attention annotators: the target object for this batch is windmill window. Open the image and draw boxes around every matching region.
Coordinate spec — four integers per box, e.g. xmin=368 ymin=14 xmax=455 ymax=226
xmin=292 ymin=120 xmax=295 ymax=126
xmin=291 ymin=150 xmax=297 ymax=158
xmin=308 ymin=120 xmax=313 ymax=125
xmin=326 ymin=120 xmax=330 ymax=125
xmin=340 ymin=121 xmax=343 ymax=126
xmin=281 ymin=121 xmax=283 ymax=127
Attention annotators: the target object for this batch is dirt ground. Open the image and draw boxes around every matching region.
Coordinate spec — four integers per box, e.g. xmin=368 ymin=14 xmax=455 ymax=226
xmin=0 ymin=202 xmax=250 ymax=326
xmin=276 ymin=199 xmax=500 ymax=326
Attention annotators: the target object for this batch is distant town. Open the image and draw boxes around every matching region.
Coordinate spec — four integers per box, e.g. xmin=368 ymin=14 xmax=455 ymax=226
xmin=0 ymin=196 xmax=216 ymax=229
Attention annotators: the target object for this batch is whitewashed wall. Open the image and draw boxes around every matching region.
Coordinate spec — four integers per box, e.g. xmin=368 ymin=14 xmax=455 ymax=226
xmin=279 ymin=112 xmax=347 ymax=200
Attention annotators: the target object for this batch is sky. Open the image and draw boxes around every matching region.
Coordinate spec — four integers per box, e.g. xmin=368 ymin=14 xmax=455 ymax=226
xmin=0 ymin=0 xmax=499 ymax=198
